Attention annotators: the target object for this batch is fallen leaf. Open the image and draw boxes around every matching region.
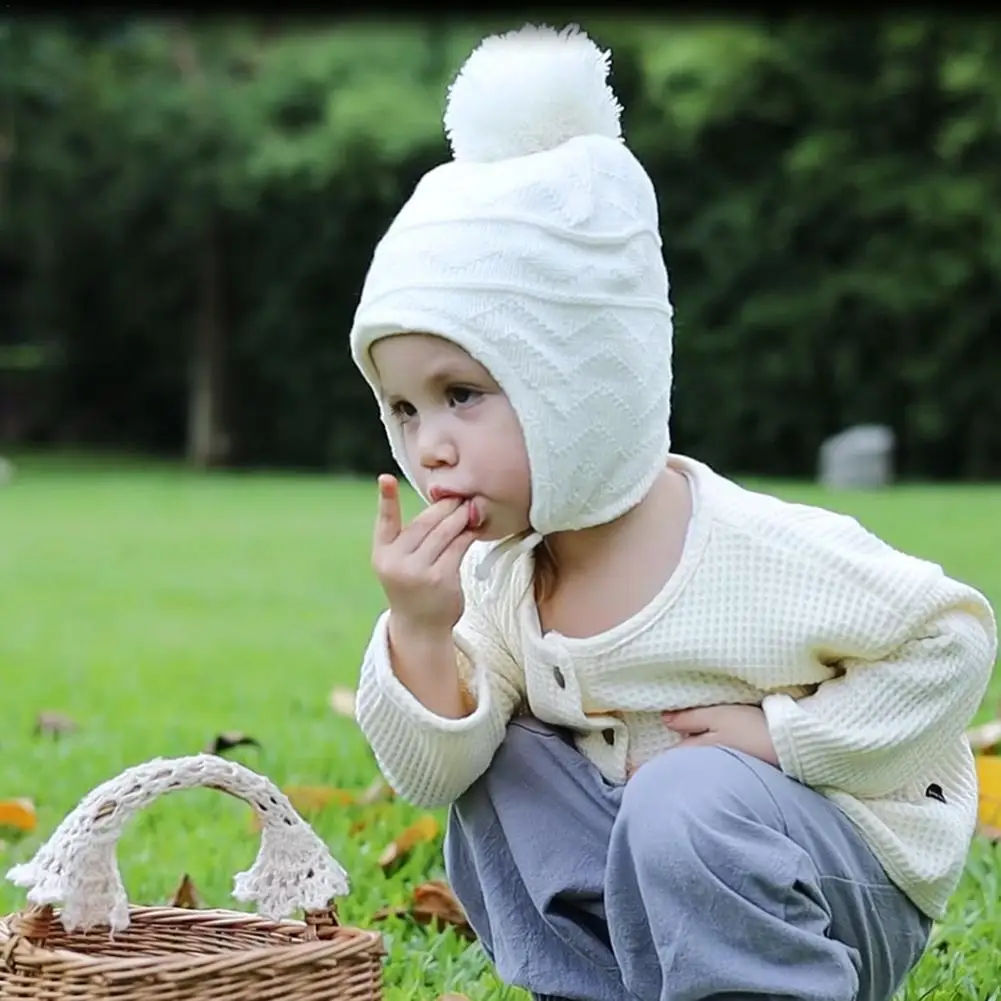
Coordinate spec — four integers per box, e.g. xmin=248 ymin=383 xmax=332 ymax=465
xmin=34 ymin=711 xmax=78 ymax=738
xmin=329 ymin=687 xmax=357 ymax=718
xmin=411 ymin=880 xmax=476 ymax=940
xmin=286 ymin=785 xmax=356 ymax=813
xmin=371 ymin=881 xmax=475 ymax=941
xmin=0 ymin=799 xmax=37 ymax=833
xmin=206 ymin=731 xmax=261 ymax=755
xmin=968 ymin=719 xmax=1001 ymax=753
xmin=378 ymin=814 xmax=441 ymax=871
xmin=357 ymin=776 xmax=395 ymax=806
xmin=349 ymin=802 xmax=395 ymax=835
xmin=170 ymin=873 xmax=201 ymax=909
xmin=975 ymin=754 xmax=1001 ymax=833
xmin=248 ymin=785 xmax=356 ymax=831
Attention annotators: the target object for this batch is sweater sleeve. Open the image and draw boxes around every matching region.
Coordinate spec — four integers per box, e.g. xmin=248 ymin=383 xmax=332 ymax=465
xmin=763 ymin=559 xmax=997 ymax=801
xmin=354 ymin=550 xmax=525 ymax=808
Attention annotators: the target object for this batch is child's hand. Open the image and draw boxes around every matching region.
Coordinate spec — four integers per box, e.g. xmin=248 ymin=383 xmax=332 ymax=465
xmin=662 ymin=705 xmax=779 ymax=767
xmin=371 ymin=474 xmax=477 ymax=637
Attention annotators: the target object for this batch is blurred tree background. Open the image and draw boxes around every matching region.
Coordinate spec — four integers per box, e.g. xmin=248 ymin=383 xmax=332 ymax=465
xmin=2 ymin=15 xmax=1000 ymax=479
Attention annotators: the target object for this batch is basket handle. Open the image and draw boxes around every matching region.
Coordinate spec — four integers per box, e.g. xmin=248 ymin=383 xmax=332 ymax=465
xmin=5 ymin=754 xmax=350 ymax=933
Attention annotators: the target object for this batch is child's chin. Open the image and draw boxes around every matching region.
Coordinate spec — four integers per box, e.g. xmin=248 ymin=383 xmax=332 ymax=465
xmin=470 ymin=519 xmax=510 ymax=543
xmin=472 ymin=520 xmax=530 ymax=544
xmin=471 ymin=526 xmax=502 ymax=542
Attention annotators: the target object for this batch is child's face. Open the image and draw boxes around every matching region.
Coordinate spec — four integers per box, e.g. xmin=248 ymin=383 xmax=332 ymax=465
xmin=370 ymin=333 xmax=532 ymax=542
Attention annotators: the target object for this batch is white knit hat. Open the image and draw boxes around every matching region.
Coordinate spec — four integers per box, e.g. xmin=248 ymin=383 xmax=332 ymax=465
xmin=350 ymin=24 xmax=674 ymax=572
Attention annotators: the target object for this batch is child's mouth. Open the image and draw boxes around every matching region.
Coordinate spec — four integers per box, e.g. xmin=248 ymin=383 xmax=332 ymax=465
xmin=429 ymin=486 xmax=468 ymax=504
xmin=468 ymin=499 xmax=483 ymax=528
xmin=428 ymin=487 xmax=484 ymax=528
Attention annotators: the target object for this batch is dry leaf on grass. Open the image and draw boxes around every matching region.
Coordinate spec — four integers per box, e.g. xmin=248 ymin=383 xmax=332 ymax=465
xmin=34 ymin=711 xmax=78 ymax=738
xmin=206 ymin=731 xmax=261 ymax=755
xmin=247 ymin=785 xmax=356 ymax=831
xmin=357 ymin=775 xmax=394 ymax=806
xmin=349 ymin=802 xmax=395 ymax=835
xmin=286 ymin=785 xmax=356 ymax=812
xmin=245 ymin=777 xmax=393 ymax=831
xmin=378 ymin=814 xmax=440 ymax=870
xmin=0 ymin=799 xmax=37 ymax=833
xmin=412 ymin=881 xmax=475 ymax=940
xmin=373 ymin=880 xmax=475 ymax=941
xmin=170 ymin=873 xmax=201 ymax=909
xmin=975 ymin=754 xmax=1001 ymax=836
xmin=329 ymin=687 xmax=357 ymax=718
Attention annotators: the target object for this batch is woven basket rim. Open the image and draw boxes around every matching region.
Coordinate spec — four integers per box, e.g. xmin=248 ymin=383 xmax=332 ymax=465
xmin=1 ymin=904 xmax=386 ymax=975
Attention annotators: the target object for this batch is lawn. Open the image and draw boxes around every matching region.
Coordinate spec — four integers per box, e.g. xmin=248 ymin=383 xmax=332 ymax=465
xmin=1 ymin=452 xmax=999 ymax=1000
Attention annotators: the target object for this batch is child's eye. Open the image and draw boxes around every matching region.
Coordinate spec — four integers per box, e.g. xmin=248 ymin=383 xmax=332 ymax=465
xmin=447 ymin=386 xmax=483 ymax=407
xmin=388 ymin=400 xmax=417 ymax=422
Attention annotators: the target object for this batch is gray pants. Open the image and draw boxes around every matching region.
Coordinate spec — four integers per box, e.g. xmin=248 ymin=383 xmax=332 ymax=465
xmin=444 ymin=718 xmax=932 ymax=1001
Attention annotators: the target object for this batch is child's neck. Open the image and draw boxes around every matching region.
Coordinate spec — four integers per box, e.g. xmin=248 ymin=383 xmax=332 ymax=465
xmin=537 ymin=465 xmax=692 ymax=638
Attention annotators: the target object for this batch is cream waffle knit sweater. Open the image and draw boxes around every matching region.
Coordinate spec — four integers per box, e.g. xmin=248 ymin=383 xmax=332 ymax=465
xmin=355 ymin=456 xmax=997 ymax=920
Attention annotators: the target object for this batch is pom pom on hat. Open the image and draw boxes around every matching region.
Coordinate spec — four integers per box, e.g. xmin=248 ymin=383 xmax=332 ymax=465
xmin=352 ymin=21 xmax=673 ymax=547
xmin=444 ymin=23 xmax=623 ymax=164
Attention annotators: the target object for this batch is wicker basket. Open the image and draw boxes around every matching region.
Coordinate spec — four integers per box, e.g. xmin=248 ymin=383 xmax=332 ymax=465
xmin=0 ymin=754 xmax=385 ymax=1000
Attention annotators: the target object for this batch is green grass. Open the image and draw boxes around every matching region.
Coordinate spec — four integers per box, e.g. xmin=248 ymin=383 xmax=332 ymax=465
xmin=0 ymin=452 xmax=999 ymax=1000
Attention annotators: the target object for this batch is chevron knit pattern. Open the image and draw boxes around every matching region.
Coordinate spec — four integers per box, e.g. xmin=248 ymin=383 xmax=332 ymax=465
xmin=350 ymin=26 xmax=674 ymax=538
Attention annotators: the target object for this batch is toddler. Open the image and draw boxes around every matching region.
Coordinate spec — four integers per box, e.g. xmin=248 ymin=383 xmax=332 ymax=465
xmin=347 ymin=24 xmax=998 ymax=1001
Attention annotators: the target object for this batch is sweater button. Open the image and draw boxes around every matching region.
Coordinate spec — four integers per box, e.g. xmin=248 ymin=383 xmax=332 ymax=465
xmin=602 ymin=728 xmax=615 ymax=746
xmin=553 ymin=665 xmax=566 ymax=689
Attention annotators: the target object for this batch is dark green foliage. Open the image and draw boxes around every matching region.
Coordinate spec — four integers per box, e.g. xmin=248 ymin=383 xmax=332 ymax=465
xmin=3 ymin=16 xmax=1000 ymax=477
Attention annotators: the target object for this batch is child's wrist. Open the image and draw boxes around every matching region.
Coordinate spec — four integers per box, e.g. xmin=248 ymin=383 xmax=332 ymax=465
xmin=387 ymin=613 xmax=454 ymax=655
xmin=386 ymin=614 xmax=467 ymax=718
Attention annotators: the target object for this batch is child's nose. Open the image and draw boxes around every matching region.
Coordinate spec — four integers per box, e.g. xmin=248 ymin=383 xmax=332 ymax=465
xmin=417 ymin=424 xmax=458 ymax=469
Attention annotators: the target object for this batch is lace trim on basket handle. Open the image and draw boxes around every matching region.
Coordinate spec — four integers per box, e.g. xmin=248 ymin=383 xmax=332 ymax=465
xmin=5 ymin=754 xmax=350 ymax=933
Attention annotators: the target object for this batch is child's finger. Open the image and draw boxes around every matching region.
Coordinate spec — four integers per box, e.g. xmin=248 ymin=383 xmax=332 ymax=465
xmin=435 ymin=524 xmax=478 ymax=577
xmin=675 ymin=732 xmax=717 ymax=748
xmin=396 ymin=495 xmax=464 ymax=552
xmin=419 ymin=502 xmax=474 ymax=565
xmin=373 ymin=474 xmax=402 ymax=546
xmin=662 ymin=708 xmax=713 ymax=734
